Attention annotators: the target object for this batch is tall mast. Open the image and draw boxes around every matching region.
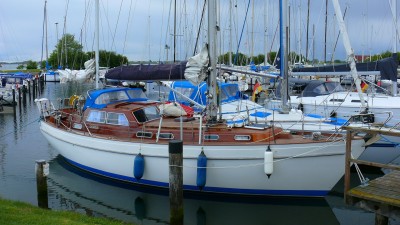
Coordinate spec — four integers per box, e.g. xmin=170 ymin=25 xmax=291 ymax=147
xmin=324 ymin=0 xmax=328 ymax=64
xmin=55 ymin=22 xmax=59 ymax=67
xmin=280 ymin=0 xmax=289 ymax=112
xmin=331 ymin=0 xmax=365 ymax=107
xmin=95 ymin=0 xmax=99 ymax=89
xmin=173 ymin=0 xmax=177 ymax=62
xmin=229 ymin=0 xmax=232 ymax=66
xmin=206 ymin=0 xmax=218 ymax=123
xmin=45 ymin=0 xmax=48 ymax=65
xmin=305 ymin=0 xmax=310 ymax=63
xmin=264 ymin=1 xmax=268 ymax=65
xmin=391 ymin=0 xmax=398 ymax=96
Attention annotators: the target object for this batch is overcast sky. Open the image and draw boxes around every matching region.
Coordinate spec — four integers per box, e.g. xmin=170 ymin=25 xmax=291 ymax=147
xmin=0 ymin=0 xmax=398 ymax=64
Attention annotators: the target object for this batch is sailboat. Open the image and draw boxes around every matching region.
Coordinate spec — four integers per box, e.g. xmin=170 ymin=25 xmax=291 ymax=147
xmin=35 ymin=0 xmax=366 ymax=197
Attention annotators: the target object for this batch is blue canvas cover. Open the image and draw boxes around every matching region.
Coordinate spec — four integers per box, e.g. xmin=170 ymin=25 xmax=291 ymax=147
xmin=83 ymin=87 xmax=148 ymax=110
xmin=168 ymin=81 xmax=245 ymax=108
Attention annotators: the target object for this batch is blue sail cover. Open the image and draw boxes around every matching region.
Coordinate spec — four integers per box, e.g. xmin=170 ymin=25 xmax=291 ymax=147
xmin=83 ymin=87 xmax=148 ymax=110
xmin=105 ymin=61 xmax=188 ymax=81
xmin=292 ymin=54 xmax=399 ymax=81
xmin=168 ymin=81 xmax=246 ymax=108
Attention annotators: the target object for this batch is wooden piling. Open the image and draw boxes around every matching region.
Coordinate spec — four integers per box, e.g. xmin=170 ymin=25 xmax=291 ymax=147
xmin=22 ymin=85 xmax=27 ymax=105
xmin=35 ymin=160 xmax=49 ymax=209
xmin=18 ymin=87 xmax=21 ymax=111
xmin=32 ymin=79 xmax=36 ymax=99
xmin=169 ymin=140 xmax=184 ymax=225
xmin=344 ymin=130 xmax=352 ymax=204
xmin=27 ymin=80 xmax=31 ymax=101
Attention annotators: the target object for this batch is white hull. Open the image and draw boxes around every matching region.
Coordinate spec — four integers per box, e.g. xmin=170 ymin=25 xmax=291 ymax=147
xmin=283 ymin=92 xmax=400 ymax=164
xmin=48 ymin=156 xmax=338 ymax=225
xmin=40 ymin=121 xmax=365 ymax=197
xmin=289 ymin=92 xmax=400 ymax=127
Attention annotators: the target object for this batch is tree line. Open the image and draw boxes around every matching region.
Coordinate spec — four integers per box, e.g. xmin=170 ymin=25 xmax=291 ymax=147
xmin=13 ymin=33 xmax=400 ymax=70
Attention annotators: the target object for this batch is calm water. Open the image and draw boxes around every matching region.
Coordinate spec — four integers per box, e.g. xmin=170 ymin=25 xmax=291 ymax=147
xmin=0 ymin=82 xmax=390 ymax=225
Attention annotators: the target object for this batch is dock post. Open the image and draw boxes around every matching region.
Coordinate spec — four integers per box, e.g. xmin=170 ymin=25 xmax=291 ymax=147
xmin=27 ymin=80 xmax=31 ymax=101
xmin=18 ymin=87 xmax=21 ymax=111
xmin=169 ymin=140 xmax=184 ymax=225
xmin=32 ymin=79 xmax=36 ymax=99
xmin=12 ymin=88 xmax=16 ymax=116
xmin=344 ymin=130 xmax=352 ymax=204
xmin=375 ymin=213 xmax=388 ymax=225
xmin=35 ymin=160 xmax=49 ymax=209
xmin=22 ymin=85 xmax=27 ymax=105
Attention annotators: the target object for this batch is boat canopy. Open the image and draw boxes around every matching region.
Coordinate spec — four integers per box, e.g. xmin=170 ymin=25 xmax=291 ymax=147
xmin=168 ymin=81 xmax=245 ymax=108
xmin=105 ymin=61 xmax=187 ymax=81
xmin=274 ymin=78 xmax=344 ymax=98
xmin=84 ymin=87 xmax=148 ymax=110
xmin=292 ymin=54 xmax=399 ymax=81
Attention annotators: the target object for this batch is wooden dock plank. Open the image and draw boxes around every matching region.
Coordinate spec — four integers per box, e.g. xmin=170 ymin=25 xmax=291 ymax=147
xmin=347 ymin=171 xmax=400 ymax=208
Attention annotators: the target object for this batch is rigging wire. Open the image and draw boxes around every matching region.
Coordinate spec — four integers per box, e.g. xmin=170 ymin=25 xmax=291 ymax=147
xmin=193 ymin=0 xmax=207 ymax=56
xmin=122 ymin=0 xmax=136 ymax=65
xmin=234 ymin=0 xmax=251 ymax=65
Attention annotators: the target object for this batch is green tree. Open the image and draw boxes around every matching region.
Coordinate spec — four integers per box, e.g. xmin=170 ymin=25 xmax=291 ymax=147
xmin=26 ymin=60 xmax=38 ymax=70
xmin=218 ymin=52 xmax=249 ymax=66
xmin=87 ymin=50 xmax=129 ymax=68
xmin=252 ymin=54 xmax=265 ymax=65
xmin=268 ymin=52 xmax=278 ymax=65
xmin=48 ymin=33 xmax=87 ymax=70
xmin=17 ymin=64 xmax=24 ymax=70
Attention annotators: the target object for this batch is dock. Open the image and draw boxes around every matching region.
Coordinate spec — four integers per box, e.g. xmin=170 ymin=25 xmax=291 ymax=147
xmin=343 ymin=126 xmax=400 ymax=225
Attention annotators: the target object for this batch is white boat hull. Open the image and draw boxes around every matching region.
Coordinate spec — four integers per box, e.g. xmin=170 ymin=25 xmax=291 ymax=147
xmin=40 ymin=121 xmax=365 ymax=197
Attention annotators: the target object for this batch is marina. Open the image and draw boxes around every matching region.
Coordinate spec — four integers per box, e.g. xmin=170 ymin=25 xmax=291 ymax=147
xmin=1 ymin=0 xmax=400 ymax=224
xmin=0 ymin=81 xmax=397 ymax=225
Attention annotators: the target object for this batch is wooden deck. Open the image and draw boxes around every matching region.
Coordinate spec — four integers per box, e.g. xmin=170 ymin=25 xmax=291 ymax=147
xmin=342 ymin=126 xmax=400 ymax=224
xmin=346 ymin=171 xmax=400 ymax=221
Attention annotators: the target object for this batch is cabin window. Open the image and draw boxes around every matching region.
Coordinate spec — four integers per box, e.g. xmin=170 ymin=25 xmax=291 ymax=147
xmin=159 ymin=133 xmax=174 ymax=139
xmin=94 ymin=90 xmax=129 ymax=105
xmin=234 ymin=135 xmax=251 ymax=141
xmin=313 ymin=84 xmax=328 ymax=95
xmin=221 ymin=85 xmax=240 ymax=101
xmin=204 ymin=134 xmax=219 ymax=141
xmin=174 ymin=87 xmax=194 ymax=102
xmin=106 ymin=112 xmax=129 ymax=126
xmin=133 ymin=106 xmax=161 ymax=123
xmin=136 ymin=131 xmax=153 ymax=138
xmin=329 ymin=99 xmax=345 ymax=102
xmin=86 ymin=110 xmax=106 ymax=123
xmin=351 ymin=100 xmax=367 ymax=103
xmin=325 ymin=82 xmax=344 ymax=93
xmin=72 ymin=123 xmax=83 ymax=129
xmin=126 ymin=89 xmax=147 ymax=99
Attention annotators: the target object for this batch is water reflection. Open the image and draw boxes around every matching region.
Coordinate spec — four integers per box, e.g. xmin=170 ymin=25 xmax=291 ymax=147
xmin=47 ymin=156 xmax=339 ymax=225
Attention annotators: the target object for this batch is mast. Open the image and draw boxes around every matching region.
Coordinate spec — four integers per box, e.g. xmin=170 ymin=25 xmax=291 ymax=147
xmin=264 ymin=1 xmax=268 ymax=65
xmin=40 ymin=0 xmax=47 ymax=70
xmin=55 ymin=22 xmax=59 ymax=67
xmin=331 ymin=0 xmax=365 ymax=107
xmin=95 ymin=0 xmax=99 ymax=89
xmin=45 ymin=0 xmax=48 ymax=67
xmin=173 ymin=0 xmax=177 ymax=62
xmin=229 ymin=0 xmax=232 ymax=66
xmin=206 ymin=0 xmax=218 ymax=123
xmin=324 ymin=0 xmax=328 ymax=64
xmin=391 ymin=0 xmax=398 ymax=96
xmin=280 ymin=0 xmax=289 ymax=112
xmin=305 ymin=0 xmax=310 ymax=63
